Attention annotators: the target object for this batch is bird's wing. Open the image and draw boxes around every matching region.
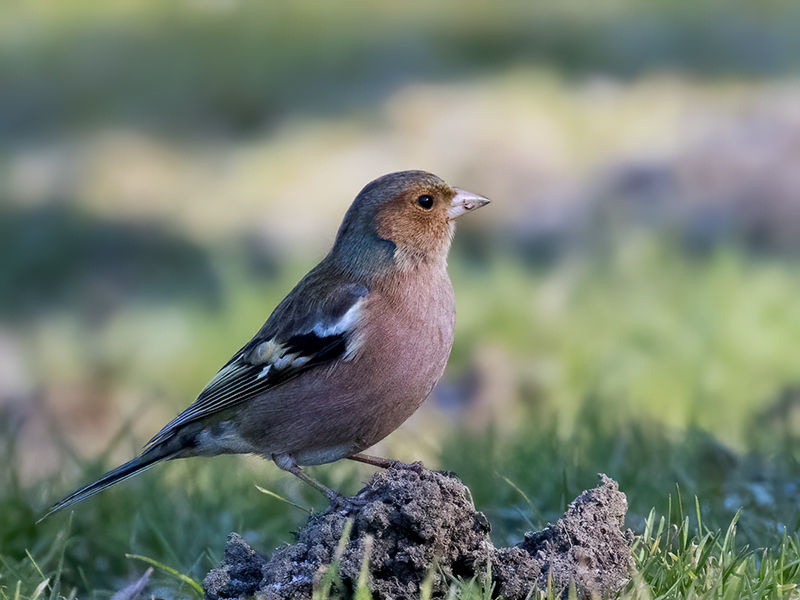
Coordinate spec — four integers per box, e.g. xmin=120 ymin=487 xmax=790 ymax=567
xmin=144 ymin=278 xmax=369 ymax=449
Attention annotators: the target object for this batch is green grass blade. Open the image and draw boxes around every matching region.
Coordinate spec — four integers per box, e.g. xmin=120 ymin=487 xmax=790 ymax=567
xmin=124 ymin=554 xmax=203 ymax=595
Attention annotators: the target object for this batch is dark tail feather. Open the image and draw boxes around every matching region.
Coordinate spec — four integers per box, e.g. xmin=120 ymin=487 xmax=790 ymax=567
xmin=37 ymin=445 xmax=176 ymax=523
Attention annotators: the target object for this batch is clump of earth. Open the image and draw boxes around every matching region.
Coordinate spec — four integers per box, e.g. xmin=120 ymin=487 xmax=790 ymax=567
xmin=204 ymin=465 xmax=632 ymax=599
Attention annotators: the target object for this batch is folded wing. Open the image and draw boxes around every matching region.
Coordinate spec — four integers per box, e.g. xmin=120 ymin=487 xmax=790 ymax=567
xmin=144 ymin=278 xmax=369 ymax=449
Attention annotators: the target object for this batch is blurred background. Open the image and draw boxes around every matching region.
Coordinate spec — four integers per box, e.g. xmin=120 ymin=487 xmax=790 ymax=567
xmin=3 ymin=0 xmax=800 ymax=596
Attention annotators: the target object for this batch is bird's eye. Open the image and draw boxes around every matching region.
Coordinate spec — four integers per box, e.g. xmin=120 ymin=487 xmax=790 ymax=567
xmin=417 ymin=195 xmax=434 ymax=210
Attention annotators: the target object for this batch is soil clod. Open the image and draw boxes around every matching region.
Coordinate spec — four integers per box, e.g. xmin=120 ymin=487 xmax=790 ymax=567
xmin=204 ymin=469 xmax=632 ymax=599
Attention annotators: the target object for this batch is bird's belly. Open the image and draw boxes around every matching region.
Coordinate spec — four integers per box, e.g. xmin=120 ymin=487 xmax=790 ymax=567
xmin=291 ymin=443 xmax=359 ymax=466
xmin=283 ymin=361 xmax=442 ymax=466
xmin=238 ymin=288 xmax=455 ymax=466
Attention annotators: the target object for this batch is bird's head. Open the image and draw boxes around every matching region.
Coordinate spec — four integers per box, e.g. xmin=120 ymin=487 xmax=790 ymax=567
xmin=331 ymin=170 xmax=490 ymax=279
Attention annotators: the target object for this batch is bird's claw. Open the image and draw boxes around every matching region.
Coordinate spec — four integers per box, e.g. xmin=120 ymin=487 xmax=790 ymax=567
xmin=326 ymin=490 xmax=345 ymax=504
xmin=327 ymin=491 xmax=368 ymax=512
xmin=390 ymin=460 xmax=425 ymax=473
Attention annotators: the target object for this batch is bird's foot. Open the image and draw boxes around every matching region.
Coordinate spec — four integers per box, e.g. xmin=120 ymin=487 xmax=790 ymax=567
xmin=386 ymin=459 xmax=427 ymax=473
xmin=274 ymin=453 xmax=352 ymax=506
xmin=327 ymin=490 xmax=370 ymax=512
xmin=326 ymin=488 xmax=345 ymax=504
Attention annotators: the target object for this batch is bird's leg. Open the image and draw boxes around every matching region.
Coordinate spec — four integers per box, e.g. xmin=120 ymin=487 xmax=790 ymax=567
xmin=347 ymin=452 xmax=417 ymax=470
xmin=272 ymin=453 xmax=343 ymax=503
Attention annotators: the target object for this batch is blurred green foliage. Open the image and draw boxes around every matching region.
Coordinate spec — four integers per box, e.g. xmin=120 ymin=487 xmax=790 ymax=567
xmin=3 ymin=0 xmax=800 ymax=138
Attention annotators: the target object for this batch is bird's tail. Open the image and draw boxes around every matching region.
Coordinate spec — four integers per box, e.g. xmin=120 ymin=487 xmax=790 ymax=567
xmin=37 ymin=444 xmax=177 ymax=523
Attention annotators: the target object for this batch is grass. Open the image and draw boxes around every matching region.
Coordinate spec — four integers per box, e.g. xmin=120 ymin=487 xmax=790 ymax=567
xmin=3 ymin=240 xmax=800 ymax=598
xmin=631 ymin=504 xmax=796 ymax=599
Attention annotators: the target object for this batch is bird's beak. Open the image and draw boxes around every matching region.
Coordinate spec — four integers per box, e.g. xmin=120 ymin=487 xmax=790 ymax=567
xmin=448 ymin=188 xmax=490 ymax=219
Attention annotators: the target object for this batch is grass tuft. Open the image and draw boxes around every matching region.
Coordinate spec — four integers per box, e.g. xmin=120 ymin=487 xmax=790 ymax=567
xmin=123 ymin=555 xmax=202 ymax=597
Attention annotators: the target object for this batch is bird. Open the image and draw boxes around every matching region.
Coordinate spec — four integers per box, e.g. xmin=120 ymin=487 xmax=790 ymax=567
xmin=41 ymin=170 xmax=489 ymax=520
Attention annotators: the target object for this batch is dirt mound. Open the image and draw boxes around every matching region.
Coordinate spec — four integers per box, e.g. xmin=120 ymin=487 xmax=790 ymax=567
xmin=204 ymin=466 xmax=632 ymax=599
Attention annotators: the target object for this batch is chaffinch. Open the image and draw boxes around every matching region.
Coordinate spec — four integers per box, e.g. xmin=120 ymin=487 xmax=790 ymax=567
xmin=42 ymin=170 xmax=489 ymax=519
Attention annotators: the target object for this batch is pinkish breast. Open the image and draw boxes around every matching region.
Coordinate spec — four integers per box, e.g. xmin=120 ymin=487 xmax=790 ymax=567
xmin=237 ymin=265 xmax=456 ymax=466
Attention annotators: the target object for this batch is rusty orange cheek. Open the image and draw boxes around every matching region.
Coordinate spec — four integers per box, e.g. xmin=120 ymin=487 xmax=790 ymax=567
xmin=376 ymin=202 xmax=451 ymax=253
